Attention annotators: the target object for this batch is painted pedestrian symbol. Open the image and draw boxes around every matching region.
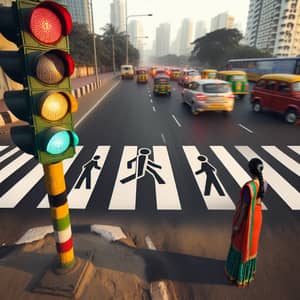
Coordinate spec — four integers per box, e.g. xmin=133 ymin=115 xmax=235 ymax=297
xmin=120 ymin=148 xmax=165 ymax=184
xmin=195 ymin=155 xmax=225 ymax=196
xmin=75 ymin=155 xmax=101 ymax=189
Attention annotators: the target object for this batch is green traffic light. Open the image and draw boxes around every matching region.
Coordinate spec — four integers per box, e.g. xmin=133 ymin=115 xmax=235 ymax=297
xmin=46 ymin=130 xmax=70 ymax=155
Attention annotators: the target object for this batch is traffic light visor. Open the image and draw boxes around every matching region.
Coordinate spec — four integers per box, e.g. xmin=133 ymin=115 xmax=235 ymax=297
xmin=29 ymin=1 xmax=72 ymax=45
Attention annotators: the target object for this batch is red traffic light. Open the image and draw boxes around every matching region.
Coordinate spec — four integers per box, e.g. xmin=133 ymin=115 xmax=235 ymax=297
xmin=29 ymin=1 xmax=72 ymax=45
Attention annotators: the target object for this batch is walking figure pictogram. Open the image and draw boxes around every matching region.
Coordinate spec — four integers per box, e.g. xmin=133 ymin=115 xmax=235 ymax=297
xmin=195 ymin=155 xmax=225 ymax=196
xmin=120 ymin=148 xmax=165 ymax=184
xmin=75 ymin=155 xmax=101 ymax=189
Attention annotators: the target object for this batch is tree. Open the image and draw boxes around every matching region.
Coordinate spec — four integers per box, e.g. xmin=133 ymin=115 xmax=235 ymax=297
xmin=191 ymin=28 xmax=272 ymax=69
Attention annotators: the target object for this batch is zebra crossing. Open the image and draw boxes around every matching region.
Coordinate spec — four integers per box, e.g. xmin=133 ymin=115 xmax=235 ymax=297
xmin=0 ymin=144 xmax=299 ymax=211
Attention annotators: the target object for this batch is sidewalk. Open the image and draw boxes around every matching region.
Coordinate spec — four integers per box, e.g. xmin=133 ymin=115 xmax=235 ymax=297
xmin=0 ymin=72 xmax=120 ymax=126
xmin=0 ymin=225 xmax=176 ymax=300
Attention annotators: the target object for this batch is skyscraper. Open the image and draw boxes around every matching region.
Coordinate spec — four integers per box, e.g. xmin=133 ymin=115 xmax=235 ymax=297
xmin=57 ymin=0 xmax=92 ymax=32
xmin=110 ymin=0 xmax=126 ymax=33
xmin=210 ymin=12 xmax=235 ymax=32
xmin=245 ymin=0 xmax=300 ymax=57
xmin=128 ymin=20 xmax=144 ymax=50
xmin=176 ymin=18 xmax=194 ymax=56
xmin=155 ymin=23 xmax=171 ymax=57
xmin=194 ymin=21 xmax=207 ymax=40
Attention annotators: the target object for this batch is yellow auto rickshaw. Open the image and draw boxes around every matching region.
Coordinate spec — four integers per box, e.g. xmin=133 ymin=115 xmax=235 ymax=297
xmin=153 ymin=75 xmax=171 ymax=96
xmin=136 ymin=69 xmax=149 ymax=83
xmin=217 ymin=70 xmax=248 ymax=99
xmin=201 ymin=69 xmax=217 ymax=79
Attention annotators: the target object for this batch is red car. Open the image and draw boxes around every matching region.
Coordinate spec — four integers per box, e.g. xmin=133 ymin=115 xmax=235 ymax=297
xmin=251 ymin=74 xmax=300 ymax=124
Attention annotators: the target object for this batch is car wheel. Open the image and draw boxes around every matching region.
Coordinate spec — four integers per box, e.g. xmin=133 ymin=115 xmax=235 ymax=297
xmin=191 ymin=104 xmax=199 ymax=115
xmin=284 ymin=109 xmax=297 ymax=124
xmin=253 ymin=101 xmax=262 ymax=112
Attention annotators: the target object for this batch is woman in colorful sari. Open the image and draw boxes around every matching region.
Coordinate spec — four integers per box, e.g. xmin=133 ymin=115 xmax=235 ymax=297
xmin=225 ymin=158 xmax=266 ymax=288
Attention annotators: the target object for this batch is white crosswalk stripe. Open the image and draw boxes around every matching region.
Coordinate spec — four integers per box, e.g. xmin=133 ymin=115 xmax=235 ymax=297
xmin=109 ymin=146 xmax=138 ymax=210
xmin=210 ymin=146 xmax=268 ymax=210
xmin=37 ymin=146 xmax=83 ymax=208
xmin=67 ymin=146 xmax=110 ymax=209
xmin=183 ymin=146 xmax=235 ymax=210
xmin=236 ymin=146 xmax=300 ymax=210
xmin=153 ymin=146 xmax=181 ymax=210
xmin=0 ymin=147 xmax=19 ymax=163
xmin=288 ymin=146 xmax=300 ymax=155
xmin=0 ymin=153 xmax=33 ymax=183
xmin=0 ymin=145 xmax=299 ymax=211
xmin=262 ymin=146 xmax=300 ymax=176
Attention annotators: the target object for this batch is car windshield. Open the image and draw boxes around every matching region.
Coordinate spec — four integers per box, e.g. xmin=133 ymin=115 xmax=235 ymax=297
xmin=123 ymin=67 xmax=131 ymax=71
xmin=293 ymin=82 xmax=300 ymax=91
xmin=188 ymin=71 xmax=199 ymax=76
xmin=232 ymin=75 xmax=246 ymax=80
xmin=202 ymin=83 xmax=230 ymax=93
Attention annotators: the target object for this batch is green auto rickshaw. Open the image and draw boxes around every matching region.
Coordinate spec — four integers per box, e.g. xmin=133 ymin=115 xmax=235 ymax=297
xmin=217 ymin=70 xmax=248 ymax=99
xmin=153 ymin=75 xmax=171 ymax=96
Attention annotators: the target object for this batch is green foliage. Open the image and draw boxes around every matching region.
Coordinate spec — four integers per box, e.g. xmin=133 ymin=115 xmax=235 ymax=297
xmin=191 ymin=28 xmax=272 ymax=69
xmin=69 ymin=23 xmax=139 ymax=69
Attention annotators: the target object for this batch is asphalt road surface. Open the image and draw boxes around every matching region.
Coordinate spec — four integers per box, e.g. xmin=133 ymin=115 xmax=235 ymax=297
xmin=0 ymin=78 xmax=299 ymax=299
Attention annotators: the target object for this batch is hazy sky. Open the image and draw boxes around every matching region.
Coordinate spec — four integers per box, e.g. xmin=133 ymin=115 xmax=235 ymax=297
xmin=93 ymin=0 xmax=250 ymax=49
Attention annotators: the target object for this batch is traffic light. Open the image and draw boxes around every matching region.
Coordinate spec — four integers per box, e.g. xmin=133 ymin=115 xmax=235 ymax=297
xmin=0 ymin=0 xmax=79 ymax=164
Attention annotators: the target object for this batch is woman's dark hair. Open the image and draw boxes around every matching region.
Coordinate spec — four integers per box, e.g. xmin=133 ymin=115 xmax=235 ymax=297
xmin=249 ymin=158 xmax=264 ymax=200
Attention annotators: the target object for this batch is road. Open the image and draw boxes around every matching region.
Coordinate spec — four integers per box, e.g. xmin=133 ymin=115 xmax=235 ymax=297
xmin=0 ymin=78 xmax=299 ymax=299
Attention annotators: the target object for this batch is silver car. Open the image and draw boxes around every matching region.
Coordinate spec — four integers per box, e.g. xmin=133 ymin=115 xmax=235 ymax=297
xmin=178 ymin=69 xmax=201 ymax=87
xmin=182 ymin=79 xmax=235 ymax=115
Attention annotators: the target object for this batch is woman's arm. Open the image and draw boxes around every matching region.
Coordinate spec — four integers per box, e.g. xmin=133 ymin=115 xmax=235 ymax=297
xmin=233 ymin=187 xmax=250 ymax=231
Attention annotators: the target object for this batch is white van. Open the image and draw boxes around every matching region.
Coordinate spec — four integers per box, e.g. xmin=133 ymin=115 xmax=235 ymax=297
xmin=121 ymin=65 xmax=134 ymax=79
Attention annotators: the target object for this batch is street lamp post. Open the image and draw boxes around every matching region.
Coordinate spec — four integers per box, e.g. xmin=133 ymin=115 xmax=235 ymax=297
xmin=125 ymin=0 xmax=152 ymax=65
xmin=112 ymin=34 xmax=116 ymax=74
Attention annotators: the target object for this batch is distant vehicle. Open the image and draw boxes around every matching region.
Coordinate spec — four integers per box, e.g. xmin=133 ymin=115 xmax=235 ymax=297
xmin=217 ymin=70 xmax=248 ymax=99
xmin=178 ymin=69 xmax=201 ymax=87
xmin=154 ymin=69 xmax=169 ymax=77
xmin=153 ymin=75 xmax=171 ymax=96
xmin=170 ymin=68 xmax=180 ymax=80
xmin=251 ymin=74 xmax=300 ymax=124
xmin=136 ymin=69 xmax=149 ymax=83
xmin=150 ymin=66 xmax=158 ymax=77
xmin=182 ymin=79 xmax=234 ymax=115
xmin=201 ymin=69 xmax=217 ymax=79
xmin=227 ymin=57 xmax=300 ymax=81
xmin=121 ymin=65 xmax=134 ymax=79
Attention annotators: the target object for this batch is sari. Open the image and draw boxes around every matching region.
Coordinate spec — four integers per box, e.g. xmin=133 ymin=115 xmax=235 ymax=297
xmin=225 ymin=179 xmax=263 ymax=287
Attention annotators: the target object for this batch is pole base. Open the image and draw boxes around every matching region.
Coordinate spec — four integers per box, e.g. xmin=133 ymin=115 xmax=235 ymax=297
xmin=32 ymin=253 xmax=95 ymax=298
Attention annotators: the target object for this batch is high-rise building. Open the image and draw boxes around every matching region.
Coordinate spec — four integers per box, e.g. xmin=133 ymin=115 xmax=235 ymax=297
xmin=110 ymin=0 xmax=126 ymax=33
xmin=176 ymin=18 xmax=194 ymax=56
xmin=194 ymin=21 xmax=207 ymax=39
xmin=128 ymin=20 xmax=144 ymax=50
xmin=155 ymin=23 xmax=171 ymax=57
xmin=245 ymin=0 xmax=300 ymax=57
xmin=210 ymin=12 xmax=235 ymax=32
xmin=56 ymin=0 xmax=92 ymax=32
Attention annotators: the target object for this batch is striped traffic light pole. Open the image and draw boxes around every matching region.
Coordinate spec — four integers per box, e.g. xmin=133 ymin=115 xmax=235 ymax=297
xmin=43 ymin=162 xmax=74 ymax=269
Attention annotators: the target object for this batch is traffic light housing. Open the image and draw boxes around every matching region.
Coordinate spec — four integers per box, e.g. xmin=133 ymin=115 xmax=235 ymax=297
xmin=0 ymin=0 xmax=79 ymax=164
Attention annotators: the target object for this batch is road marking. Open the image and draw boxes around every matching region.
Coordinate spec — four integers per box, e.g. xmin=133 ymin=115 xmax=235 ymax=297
xmin=153 ymin=146 xmax=181 ymax=210
xmin=238 ymin=123 xmax=253 ymax=134
xmin=262 ymin=146 xmax=300 ymax=176
xmin=0 ymin=147 xmax=19 ymax=163
xmin=172 ymin=114 xmax=182 ymax=127
xmin=109 ymin=146 xmax=138 ymax=210
xmin=161 ymin=133 xmax=166 ymax=144
xmin=210 ymin=146 xmax=267 ymax=210
xmin=0 ymin=146 xmax=8 ymax=152
xmin=0 ymin=153 xmax=32 ymax=183
xmin=183 ymin=146 xmax=235 ymax=209
xmin=288 ymin=146 xmax=300 ymax=155
xmin=66 ymin=146 xmax=110 ymax=209
xmin=75 ymin=81 xmax=120 ymax=128
xmin=37 ymin=147 xmax=83 ymax=208
xmin=236 ymin=146 xmax=300 ymax=210
xmin=152 ymin=106 xmax=156 ymax=112
xmin=150 ymin=98 xmax=153 ymax=103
